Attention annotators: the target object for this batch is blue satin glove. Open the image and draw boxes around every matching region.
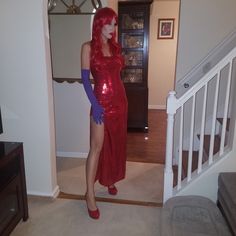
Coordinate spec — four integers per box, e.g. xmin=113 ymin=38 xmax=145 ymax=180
xmin=81 ymin=69 xmax=104 ymax=124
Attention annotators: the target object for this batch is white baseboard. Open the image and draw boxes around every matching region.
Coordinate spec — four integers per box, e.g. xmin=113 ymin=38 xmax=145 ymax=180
xmin=52 ymin=185 xmax=60 ymax=198
xmin=148 ymin=105 xmax=166 ymax=110
xmin=56 ymin=151 xmax=88 ymax=158
xmin=27 ymin=185 xmax=60 ymax=198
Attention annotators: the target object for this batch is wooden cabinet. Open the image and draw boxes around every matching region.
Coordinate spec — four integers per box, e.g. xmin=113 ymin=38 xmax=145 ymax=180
xmin=0 ymin=142 xmax=28 ymax=236
xmin=118 ymin=1 xmax=152 ymax=131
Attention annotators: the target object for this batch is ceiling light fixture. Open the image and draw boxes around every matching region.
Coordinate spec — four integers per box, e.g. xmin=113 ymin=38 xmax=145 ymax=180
xmin=48 ymin=0 xmax=102 ymax=14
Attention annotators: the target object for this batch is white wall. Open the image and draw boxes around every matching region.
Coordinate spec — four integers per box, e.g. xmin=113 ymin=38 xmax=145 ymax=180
xmin=176 ymin=0 xmax=236 ymax=85
xmin=172 ymin=0 xmax=236 ymax=162
xmin=148 ymin=0 xmax=179 ymax=109
xmin=53 ymin=82 xmax=90 ymax=157
xmin=0 ymin=0 xmax=58 ymax=197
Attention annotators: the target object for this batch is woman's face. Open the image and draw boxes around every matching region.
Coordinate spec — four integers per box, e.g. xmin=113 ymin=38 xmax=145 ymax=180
xmin=101 ymin=18 xmax=116 ymax=40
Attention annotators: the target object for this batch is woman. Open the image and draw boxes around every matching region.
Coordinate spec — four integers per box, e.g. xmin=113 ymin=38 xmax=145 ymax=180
xmin=81 ymin=7 xmax=127 ymax=219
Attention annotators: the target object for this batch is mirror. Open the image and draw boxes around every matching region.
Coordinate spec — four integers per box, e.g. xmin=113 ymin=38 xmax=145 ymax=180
xmin=48 ymin=0 xmax=101 ymax=82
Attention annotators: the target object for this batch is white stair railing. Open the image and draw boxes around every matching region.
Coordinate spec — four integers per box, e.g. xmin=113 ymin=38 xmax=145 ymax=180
xmin=163 ymin=47 xmax=236 ymax=203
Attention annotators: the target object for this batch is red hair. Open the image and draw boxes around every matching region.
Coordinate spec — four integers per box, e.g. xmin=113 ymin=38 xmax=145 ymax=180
xmin=90 ymin=7 xmax=121 ymax=67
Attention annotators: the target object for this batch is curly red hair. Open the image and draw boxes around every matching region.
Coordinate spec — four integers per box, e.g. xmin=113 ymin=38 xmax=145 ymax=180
xmin=90 ymin=7 xmax=121 ymax=67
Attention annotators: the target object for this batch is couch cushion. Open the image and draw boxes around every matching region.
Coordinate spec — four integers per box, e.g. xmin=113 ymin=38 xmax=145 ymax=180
xmin=161 ymin=195 xmax=231 ymax=236
xmin=218 ymin=172 xmax=236 ymax=205
xmin=218 ymin=172 xmax=236 ymax=235
xmin=218 ymin=190 xmax=236 ymax=235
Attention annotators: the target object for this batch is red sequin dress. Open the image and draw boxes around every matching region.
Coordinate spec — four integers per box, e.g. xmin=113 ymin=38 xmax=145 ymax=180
xmin=91 ymin=55 xmax=128 ymax=186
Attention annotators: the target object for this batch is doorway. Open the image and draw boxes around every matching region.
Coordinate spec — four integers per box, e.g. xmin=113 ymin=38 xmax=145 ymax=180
xmin=48 ymin=0 xmax=180 ymax=205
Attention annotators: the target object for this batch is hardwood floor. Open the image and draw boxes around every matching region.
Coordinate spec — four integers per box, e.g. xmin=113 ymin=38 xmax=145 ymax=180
xmin=127 ymin=109 xmax=167 ymax=164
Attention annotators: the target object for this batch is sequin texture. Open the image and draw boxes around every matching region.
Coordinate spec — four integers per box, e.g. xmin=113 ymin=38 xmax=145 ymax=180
xmin=91 ymin=55 xmax=128 ymax=186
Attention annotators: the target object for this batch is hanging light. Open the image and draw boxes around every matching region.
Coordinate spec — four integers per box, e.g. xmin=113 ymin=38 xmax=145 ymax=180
xmin=48 ymin=0 xmax=57 ymax=12
xmin=48 ymin=0 xmax=102 ymax=14
xmin=91 ymin=0 xmax=102 ymax=10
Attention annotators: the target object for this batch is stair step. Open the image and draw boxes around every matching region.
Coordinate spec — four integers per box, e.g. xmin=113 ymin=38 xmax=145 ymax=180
xmin=197 ymin=134 xmax=221 ymax=157
xmin=182 ymin=150 xmax=199 ymax=178
xmin=203 ymin=134 xmax=221 ymax=156
xmin=216 ymin=118 xmax=230 ymax=131
xmin=173 ymin=133 xmax=221 ymax=186
xmin=173 ymin=151 xmax=199 ymax=187
xmin=173 ymin=164 xmax=186 ymax=187
xmin=173 ymin=165 xmax=178 ymax=187
xmin=173 ymin=118 xmax=230 ymax=187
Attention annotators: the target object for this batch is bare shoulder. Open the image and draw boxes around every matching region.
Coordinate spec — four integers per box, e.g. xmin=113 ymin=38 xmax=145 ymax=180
xmin=81 ymin=41 xmax=91 ymax=53
xmin=81 ymin=41 xmax=91 ymax=68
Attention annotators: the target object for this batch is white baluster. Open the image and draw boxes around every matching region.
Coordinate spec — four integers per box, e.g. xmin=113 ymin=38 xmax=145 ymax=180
xmin=164 ymin=91 xmax=177 ymax=202
xmin=220 ymin=61 xmax=232 ymax=155
xmin=198 ymin=84 xmax=208 ymax=173
xmin=177 ymin=106 xmax=183 ymax=190
xmin=209 ymin=73 xmax=220 ymax=164
xmin=187 ymin=94 xmax=196 ymax=182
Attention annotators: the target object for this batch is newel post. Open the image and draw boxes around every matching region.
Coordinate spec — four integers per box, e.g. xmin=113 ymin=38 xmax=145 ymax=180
xmin=163 ymin=91 xmax=177 ymax=203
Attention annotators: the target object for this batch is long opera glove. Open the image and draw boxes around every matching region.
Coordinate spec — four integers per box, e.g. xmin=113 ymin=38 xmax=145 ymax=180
xmin=81 ymin=69 xmax=104 ymax=124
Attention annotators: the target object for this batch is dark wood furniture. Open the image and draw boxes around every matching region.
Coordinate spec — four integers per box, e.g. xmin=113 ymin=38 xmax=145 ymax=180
xmin=118 ymin=0 xmax=152 ymax=132
xmin=0 ymin=142 xmax=28 ymax=236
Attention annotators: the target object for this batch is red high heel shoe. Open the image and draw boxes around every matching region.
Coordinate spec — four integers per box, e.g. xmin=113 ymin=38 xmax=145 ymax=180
xmin=87 ymin=207 xmax=100 ymax=219
xmin=85 ymin=193 xmax=100 ymax=219
xmin=108 ymin=185 xmax=118 ymax=195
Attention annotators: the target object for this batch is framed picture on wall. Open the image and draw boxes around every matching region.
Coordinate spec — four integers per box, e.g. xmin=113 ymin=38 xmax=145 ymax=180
xmin=157 ymin=18 xmax=175 ymax=39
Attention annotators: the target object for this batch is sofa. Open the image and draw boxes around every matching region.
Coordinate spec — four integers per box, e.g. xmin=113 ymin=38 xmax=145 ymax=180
xmin=161 ymin=195 xmax=231 ymax=236
xmin=217 ymin=172 xmax=236 ymax=236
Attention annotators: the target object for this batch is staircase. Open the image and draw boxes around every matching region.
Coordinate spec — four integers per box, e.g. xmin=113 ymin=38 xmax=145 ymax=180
xmin=163 ymin=46 xmax=236 ymax=202
xmin=173 ymin=118 xmax=230 ymax=187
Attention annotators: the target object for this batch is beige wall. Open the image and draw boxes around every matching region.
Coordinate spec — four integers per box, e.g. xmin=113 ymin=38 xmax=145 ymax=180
xmin=107 ymin=0 xmax=117 ymax=12
xmin=148 ymin=1 xmax=179 ymax=109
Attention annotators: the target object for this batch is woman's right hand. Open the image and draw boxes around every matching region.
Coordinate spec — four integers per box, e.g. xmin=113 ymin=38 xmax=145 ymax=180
xmin=92 ymin=103 xmax=104 ymax=124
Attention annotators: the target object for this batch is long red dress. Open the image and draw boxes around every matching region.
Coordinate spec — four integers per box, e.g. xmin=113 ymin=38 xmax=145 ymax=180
xmin=91 ymin=54 xmax=128 ymax=187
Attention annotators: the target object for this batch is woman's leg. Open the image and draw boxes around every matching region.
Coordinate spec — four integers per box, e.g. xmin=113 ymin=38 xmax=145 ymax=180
xmin=85 ymin=117 xmax=104 ymax=210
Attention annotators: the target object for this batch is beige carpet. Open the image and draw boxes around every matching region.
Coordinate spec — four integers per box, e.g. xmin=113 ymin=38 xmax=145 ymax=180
xmin=11 ymin=196 xmax=162 ymax=236
xmin=57 ymin=157 xmax=164 ymax=203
